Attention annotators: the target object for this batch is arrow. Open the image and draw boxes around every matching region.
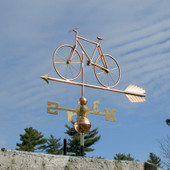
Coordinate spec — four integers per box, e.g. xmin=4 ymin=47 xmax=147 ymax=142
xmin=125 ymin=84 xmax=146 ymax=102
xmin=40 ymin=74 xmax=146 ymax=102
xmin=40 ymin=73 xmax=49 ymax=84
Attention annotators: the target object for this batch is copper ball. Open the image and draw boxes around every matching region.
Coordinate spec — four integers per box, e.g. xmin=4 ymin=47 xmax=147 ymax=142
xmin=74 ymin=117 xmax=91 ymax=133
xmin=78 ymin=97 xmax=88 ymax=105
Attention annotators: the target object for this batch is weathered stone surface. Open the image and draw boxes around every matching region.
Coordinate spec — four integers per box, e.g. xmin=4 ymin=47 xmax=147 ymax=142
xmin=0 ymin=149 xmax=163 ymax=170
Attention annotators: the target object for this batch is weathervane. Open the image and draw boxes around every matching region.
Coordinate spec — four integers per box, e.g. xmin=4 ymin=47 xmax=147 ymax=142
xmin=40 ymin=28 xmax=146 ymax=155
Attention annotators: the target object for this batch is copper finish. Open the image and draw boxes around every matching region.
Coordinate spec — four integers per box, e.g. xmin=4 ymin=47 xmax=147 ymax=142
xmin=125 ymin=84 xmax=146 ymax=102
xmin=79 ymin=97 xmax=88 ymax=105
xmin=81 ymin=51 xmax=85 ymax=97
xmin=74 ymin=117 xmax=91 ymax=133
xmin=40 ymin=74 xmax=146 ymax=99
xmin=94 ymin=54 xmax=121 ymax=88
xmin=41 ymin=28 xmax=147 ymax=156
xmin=53 ymin=44 xmax=82 ymax=81
xmin=52 ymin=28 xmax=121 ymax=88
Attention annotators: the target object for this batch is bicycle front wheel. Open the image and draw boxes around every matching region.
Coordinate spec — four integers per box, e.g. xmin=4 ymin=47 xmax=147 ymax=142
xmin=53 ymin=44 xmax=82 ymax=81
xmin=94 ymin=54 xmax=121 ymax=88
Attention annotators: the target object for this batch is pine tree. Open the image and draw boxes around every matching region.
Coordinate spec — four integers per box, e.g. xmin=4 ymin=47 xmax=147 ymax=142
xmin=114 ymin=153 xmax=134 ymax=161
xmin=147 ymin=152 xmax=161 ymax=166
xmin=166 ymin=119 xmax=170 ymax=126
xmin=42 ymin=134 xmax=62 ymax=155
xmin=65 ymin=121 xmax=101 ymax=156
xmin=16 ymin=127 xmax=46 ymax=152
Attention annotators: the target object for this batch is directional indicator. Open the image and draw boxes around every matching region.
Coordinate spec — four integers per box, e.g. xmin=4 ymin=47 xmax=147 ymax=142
xmin=47 ymin=100 xmax=116 ymax=122
xmin=41 ymin=74 xmax=146 ymax=103
xmin=47 ymin=101 xmax=76 ymax=114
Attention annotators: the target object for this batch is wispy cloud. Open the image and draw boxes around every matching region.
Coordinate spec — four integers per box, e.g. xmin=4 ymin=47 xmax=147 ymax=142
xmin=103 ymin=17 xmax=170 ymax=100
xmin=0 ymin=0 xmax=170 ymax=161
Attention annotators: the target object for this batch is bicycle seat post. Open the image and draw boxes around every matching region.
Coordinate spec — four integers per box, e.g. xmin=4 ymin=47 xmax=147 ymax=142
xmin=97 ymin=39 xmax=101 ymax=44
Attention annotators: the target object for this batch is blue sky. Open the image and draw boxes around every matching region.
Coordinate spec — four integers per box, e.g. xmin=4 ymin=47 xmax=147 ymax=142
xmin=0 ymin=0 xmax=170 ymax=164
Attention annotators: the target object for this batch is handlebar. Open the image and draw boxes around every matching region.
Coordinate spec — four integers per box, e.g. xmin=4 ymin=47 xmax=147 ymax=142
xmin=68 ymin=27 xmax=79 ymax=33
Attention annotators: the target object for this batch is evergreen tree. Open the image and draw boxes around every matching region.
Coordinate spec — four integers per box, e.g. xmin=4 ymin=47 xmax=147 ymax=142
xmin=65 ymin=121 xmax=101 ymax=156
xmin=114 ymin=153 xmax=134 ymax=161
xmin=147 ymin=152 xmax=161 ymax=166
xmin=166 ymin=119 xmax=170 ymax=126
xmin=16 ymin=127 xmax=46 ymax=152
xmin=42 ymin=134 xmax=62 ymax=155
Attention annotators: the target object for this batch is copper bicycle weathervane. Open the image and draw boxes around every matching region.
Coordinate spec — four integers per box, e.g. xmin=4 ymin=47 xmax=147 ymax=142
xmin=40 ymin=27 xmax=146 ymax=137
xmin=41 ymin=28 xmax=146 ymax=156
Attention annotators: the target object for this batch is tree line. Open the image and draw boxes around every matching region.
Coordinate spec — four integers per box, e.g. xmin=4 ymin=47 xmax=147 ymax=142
xmin=16 ymin=121 xmax=169 ymax=168
xmin=16 ymin=121 xmax=100 ymax=156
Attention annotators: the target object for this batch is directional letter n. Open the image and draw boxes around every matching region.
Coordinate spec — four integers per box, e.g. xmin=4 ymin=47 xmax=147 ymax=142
xmin=105 ymin=108 xmax=116 ymax=121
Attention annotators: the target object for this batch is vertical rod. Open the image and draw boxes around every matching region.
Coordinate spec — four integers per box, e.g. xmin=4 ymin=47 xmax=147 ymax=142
xmin=63 ymin=138 xmax=67 ymax=155
xmin=80 ymin=133 xmax=84 ymax=156
xmin=81 ymin=51 xmax=84 ymax=97
xmin=80 ymin=51 xmax=85 ymax=156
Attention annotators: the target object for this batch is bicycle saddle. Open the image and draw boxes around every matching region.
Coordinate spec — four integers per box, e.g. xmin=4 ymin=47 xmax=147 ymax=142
xmin=97 ymin=37 xmax=104 ymax=40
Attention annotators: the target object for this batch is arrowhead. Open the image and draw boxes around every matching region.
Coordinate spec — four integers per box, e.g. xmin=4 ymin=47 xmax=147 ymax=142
xmin=40 ymin=73 xmax=49 ymax=84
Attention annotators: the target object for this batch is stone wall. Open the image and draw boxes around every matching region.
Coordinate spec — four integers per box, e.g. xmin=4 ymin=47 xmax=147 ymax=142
xmin=0 ymin=149 xmax=163 ymax=170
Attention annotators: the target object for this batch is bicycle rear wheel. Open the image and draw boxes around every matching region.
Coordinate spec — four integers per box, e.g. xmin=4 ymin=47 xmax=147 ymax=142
xmin=53 ymin=44 xmax=82 ymax=81
xmin=94 ymin=54 xmax=121 ymax=88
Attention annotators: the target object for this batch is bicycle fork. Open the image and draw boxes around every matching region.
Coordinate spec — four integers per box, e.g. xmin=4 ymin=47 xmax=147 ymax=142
xmin=67 ymin=45 xmax=76 ymax=64
xmin=68 ymin=29 xmax=78 ymax=64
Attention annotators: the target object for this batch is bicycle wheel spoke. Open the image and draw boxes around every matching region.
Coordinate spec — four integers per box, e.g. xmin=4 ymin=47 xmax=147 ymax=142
xmin=57 ymin=53 xmax=66 ymax=61
xmin=94 ymin=54 xmax=120 ymax=88
xmin=69 ymin=63 xmax=80 ymax=72
xmin=71 ymin=61 xmax=81 ymax=63
xmin=110 ymin=68 xmax=118 ymax=77
xmin=108 ymin=60 xmax=114 ymax=68
xmin=101 ymin=73 xmax=107 ymax=83
xmin=73 ymin=53 xmax=78 ymax=58
xmin=109 ymin=71 xmax=118 ymax=77
xmin=59 ymin=64 xmax=66 ymax=72
xmin=110 ymin=67 xmax=118 ymax=72
xmin=68 ymin=48 xmax=72 ymax=57
xmin=65 ymin=65 xmax=68 ymax=78
xmin=55 ymin=61 xmax=66 ymax=64
xmin=107 ymin=74 xmax=110 ymax=87
xmin=53 ymin=45 xmax=82 ymax=80
xmin=69 ymin=65 xmax=74 ymax=78
xmin=62 ymin=47 xmax=67 ymax=59
xmin=96 ymin=70 xmax=105 ymax=75
xmin=109 ymin=73 xmax=116 ymax=84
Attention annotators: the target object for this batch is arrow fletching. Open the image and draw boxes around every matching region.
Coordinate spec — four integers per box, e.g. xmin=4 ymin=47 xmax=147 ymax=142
xmin=125 ymin=84 xmax=146 ymax=103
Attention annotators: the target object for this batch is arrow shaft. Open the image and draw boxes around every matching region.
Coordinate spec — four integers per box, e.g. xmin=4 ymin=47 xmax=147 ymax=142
xmin=48 ymin=77 xmax=145 ymax=97
xmin=89 ymin=111 xmax=105 ymax=116
xmin=57 ymin=107 xmax=75 ymax=112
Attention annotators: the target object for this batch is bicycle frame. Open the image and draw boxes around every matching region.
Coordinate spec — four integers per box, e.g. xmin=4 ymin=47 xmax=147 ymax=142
xmin=53 ymin=28 xmax=121 ymax=88
xmin=68 ymin=30 xmax=109 ymax=72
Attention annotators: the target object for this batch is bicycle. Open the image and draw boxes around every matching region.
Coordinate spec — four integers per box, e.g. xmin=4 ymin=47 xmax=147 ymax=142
xmin=53 ymin=28 xmax=121 ymax=88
